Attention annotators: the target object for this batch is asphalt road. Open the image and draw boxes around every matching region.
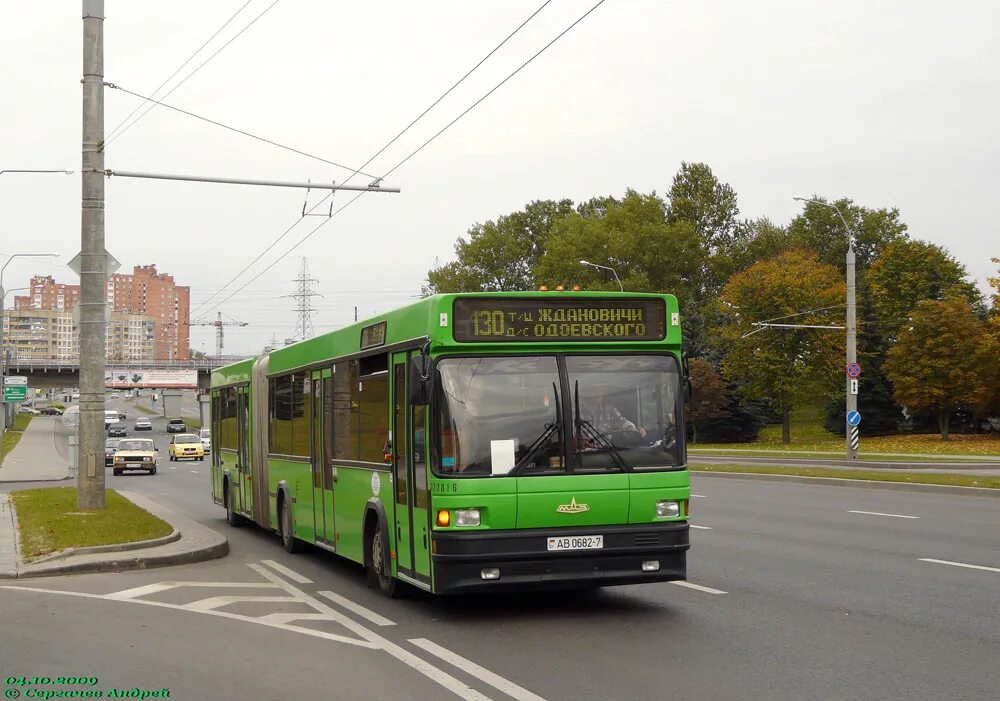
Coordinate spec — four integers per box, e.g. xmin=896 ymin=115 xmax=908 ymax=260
xmin=2 ymin=412 xmax=998 ymax=701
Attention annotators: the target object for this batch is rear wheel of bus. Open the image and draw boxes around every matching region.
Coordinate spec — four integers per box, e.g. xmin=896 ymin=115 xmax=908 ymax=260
xmin=366 ymin=518 xmax=399 ymax=598
xmin=279 ymin=495 xmax=303 ymax=554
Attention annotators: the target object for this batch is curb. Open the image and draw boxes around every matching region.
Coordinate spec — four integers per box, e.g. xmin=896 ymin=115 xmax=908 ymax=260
xmin=0 ymin=490 xmax=229 ymax=579
xmin=29 ymin=528 xmax=182 ymax=564
xmin=692 ymin=470 xmax=1000 ymax=497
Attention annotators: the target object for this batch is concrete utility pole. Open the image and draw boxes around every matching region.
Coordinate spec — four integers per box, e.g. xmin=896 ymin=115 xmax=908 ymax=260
xmin=794 ymin=196 xmax=859 ymax=461
xmin=79 ymin=0 xmax=107 ymax=508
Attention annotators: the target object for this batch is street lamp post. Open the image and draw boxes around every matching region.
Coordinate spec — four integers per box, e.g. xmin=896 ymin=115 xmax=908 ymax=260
xmin=1 ymin=254 xmax=61 ymax=433
xmin=794 ymin=196 xmax=859 ymax=461
xmin=579 ymin=260 xmax=624 ymax=292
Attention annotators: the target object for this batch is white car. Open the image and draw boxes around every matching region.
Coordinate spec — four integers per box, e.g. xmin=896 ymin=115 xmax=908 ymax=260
xmin=199 ymin=427 xmax=211 ymax=453
xmin=104 ymin=410 xmax=120 ymax=428
xmin=134 ymin=416 xmax=153 ymax=431
xmin=113 ymin=438 xmax=158 ymax=476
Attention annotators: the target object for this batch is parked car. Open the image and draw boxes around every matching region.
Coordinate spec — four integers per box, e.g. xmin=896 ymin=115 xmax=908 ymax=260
xmin=165 ymin=418 xmax=187 ymax=433
xmin=71 ymin=392 xmax=80 ymax=401
xmin=199 ymin=427 xmax=211 ymax=453
xmin=104 ymin=438 xmax=119 ymax=466
xmin=169 ymin=433 xmax=205 ymax=461
xmin=39 ymin=407 xmax=64 ymax=416
xmin=108 ymin=421 xmax=127 ymax=437
xmin=113 ymin=438 xmax=158 ymax=476
xmin=17 ymin=406 xmax=41 ymax=415
xmin=104 ymin=410 xmax=120 ymax=428
xmin=134 ymin=416 xmax=152 ymax=431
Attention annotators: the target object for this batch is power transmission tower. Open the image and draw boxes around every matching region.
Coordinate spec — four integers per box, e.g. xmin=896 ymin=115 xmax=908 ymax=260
xmin=190 ymin=311 xmax=248 ymax=358
xmin=289 ymin=258 xmax=320 ymax=340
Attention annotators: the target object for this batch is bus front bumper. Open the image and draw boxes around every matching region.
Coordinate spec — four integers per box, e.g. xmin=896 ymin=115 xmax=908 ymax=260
xmin=431 ymin=522 xmax=689 ymax=594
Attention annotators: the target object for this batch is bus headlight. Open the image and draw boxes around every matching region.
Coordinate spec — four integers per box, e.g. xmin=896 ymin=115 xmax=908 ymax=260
xmin=454 ymin=508 xmax=481 ymax=527
xmin=656 ymin=500 xmax=680 ymax=518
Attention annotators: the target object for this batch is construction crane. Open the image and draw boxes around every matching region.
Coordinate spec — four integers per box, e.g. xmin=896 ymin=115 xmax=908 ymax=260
xmin=190 ymin=311 xmax=248 ymax=359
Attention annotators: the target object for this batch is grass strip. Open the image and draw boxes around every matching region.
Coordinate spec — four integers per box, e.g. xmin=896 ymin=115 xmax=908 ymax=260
xmin=692 ymin=464 xmax=1000 ymax=489
xmin=688 ymin=449 xmax=990 ymax=463
xmin=0 ymin=414 xmax=33 ymax=463
xmin=10 ymin=487 xmax=173 ymax=561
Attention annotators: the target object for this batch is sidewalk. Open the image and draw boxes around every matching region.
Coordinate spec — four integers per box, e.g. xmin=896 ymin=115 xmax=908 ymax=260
xmin=0 ymin=490 xmax=228 ymax=578
xmin=0 ymin=416 xmax=71 ymax=482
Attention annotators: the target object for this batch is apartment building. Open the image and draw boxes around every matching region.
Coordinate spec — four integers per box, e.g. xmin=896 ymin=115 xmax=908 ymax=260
xmin=8 ymin=264 xmax=190 ymax=361
xmin=1 ymin=309 xmax=155 ymax=363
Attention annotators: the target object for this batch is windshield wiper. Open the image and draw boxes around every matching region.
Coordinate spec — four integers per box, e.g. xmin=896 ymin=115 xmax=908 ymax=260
xmin=574 ymin=380 xmax=628 ymax=471
xmin=510 ymin=382 xmax=561 ymax=474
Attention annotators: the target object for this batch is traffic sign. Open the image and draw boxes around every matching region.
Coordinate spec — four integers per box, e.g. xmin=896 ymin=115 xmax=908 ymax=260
xmin=850 ymin=379 xmax=859 ymax=395
xmin=3 ymin=385 xmax=27 ymax=403
xmin=847 ymin=410 xmax=861 ymax=427
xmin=847 ymin=362 xmax=862 ymax=378
xmin=3 ymin=376 xmax=27 ymax=386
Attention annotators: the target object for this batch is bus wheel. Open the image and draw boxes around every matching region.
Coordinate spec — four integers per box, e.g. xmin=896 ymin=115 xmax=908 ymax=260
xmin=225 ymin=482 xmax=241 ymax=527
xmin=367 ymin=520 xmax=399 ymax=598
xmin=280 ymin=497 xmax=302 ymax=554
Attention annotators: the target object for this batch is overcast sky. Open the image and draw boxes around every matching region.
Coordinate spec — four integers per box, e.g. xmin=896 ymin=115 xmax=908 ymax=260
xmin=2 ymin=1 xmax=997 ymax=355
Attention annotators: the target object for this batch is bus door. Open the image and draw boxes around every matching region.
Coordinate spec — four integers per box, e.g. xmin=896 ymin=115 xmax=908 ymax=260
xmin=392 ymin=352 xmax=431 ymax=582
xmin=236 ymin=385 xmax=251 ymax=514
xmin=311 ymin=369 xmax=336 ymax=546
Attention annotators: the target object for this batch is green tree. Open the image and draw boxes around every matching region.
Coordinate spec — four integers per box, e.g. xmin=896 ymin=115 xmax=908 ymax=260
xmin=425 ymin=199 xmax=574 ymax=293
xmin=684 ymin=358 xmax=730 ymax=443
xmin=883 ymin=296 xmax=988 ymax=439
xmin=719 ymin=249 xmax=846 ymax=443
xmin=666 ymin=161 xmax=740 ymax=252
xmin=534 ymin=190 xmax=703 ymax=298
xmin=869 ymin=239 xmax=981 ymax=331
xmin=788 ymin=197 xmax=908 ymax=272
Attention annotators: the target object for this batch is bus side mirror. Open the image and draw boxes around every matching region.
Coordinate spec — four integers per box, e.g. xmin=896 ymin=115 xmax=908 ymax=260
xmin=409 ymin=355 xmax=434 ymax=405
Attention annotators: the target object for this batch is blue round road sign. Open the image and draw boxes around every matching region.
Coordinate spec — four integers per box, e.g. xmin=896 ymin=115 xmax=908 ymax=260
xmin=847 ymin=410 xmax=861 ymax=427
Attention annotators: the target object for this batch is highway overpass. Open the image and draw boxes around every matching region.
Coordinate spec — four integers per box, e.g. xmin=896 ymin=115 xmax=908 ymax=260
xmin=2 ymin=358 xmax=243 ymax=391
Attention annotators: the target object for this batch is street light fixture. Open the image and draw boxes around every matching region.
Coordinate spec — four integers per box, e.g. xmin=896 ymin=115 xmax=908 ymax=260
xmin=1 ymin=169 xmax=74 ymax=177
xmin=793 ymin=195 xmax=858 ymax=461
xmin=1 ymin=253 xmax=61 ymax=433
xmin=579 ymin=259 xmax=624 ymax=292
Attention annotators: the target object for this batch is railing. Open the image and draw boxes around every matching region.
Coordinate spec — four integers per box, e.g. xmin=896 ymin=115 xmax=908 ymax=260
xmin=2 ymin=357 xmax=244 ymax=370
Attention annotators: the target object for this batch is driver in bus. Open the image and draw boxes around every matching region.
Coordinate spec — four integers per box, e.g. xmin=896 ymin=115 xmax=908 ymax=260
xmin=581 ymin=388 xmax=646 ymax=438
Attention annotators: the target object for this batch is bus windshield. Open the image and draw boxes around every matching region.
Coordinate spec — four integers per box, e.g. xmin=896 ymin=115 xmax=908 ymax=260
xmin=434 ymin=354 xmax=682 ymax=476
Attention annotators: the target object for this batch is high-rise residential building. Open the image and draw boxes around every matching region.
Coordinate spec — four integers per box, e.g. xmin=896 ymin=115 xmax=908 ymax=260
xmin=1 ymin=309 xmax=154 ymax=363
xmin=8 ymin=264 xmax=190 ymax=361
xmin=13 ymin=275 xmax=80 ymax=313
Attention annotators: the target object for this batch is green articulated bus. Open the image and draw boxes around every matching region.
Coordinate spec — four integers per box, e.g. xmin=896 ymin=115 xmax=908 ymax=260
xmin=210 ymin=291 xmax=691 ymax=596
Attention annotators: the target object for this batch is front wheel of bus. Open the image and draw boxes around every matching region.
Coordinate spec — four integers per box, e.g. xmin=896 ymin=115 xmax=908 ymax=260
xmin=368 ymin=521 xmax=399 ymax=598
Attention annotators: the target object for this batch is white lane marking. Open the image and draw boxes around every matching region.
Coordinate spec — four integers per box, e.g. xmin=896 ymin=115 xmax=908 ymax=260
xmin=848 ymin=510 xmax=919 ymax=519
xmin=691 ymin=494 xmax=707 ymax=498
xmin=670 ymin=581 xmax=727 ymax=595
xmin=690 ymin=525 xmax=713 ymax=530
xmin=107 ymin=583 xmax=176 ymax=599
xmin=410 ymin=638 xmax=546 ymax=701
xmin=186 ymin=595 xmax=295 ymax=612
xmin=1 ymin=584 xmax=377 ymax=649
xmin=319 ymin=590 xmax=395 ymax=626
xmin=919 ymin=558 xmax=1000 ymax=574
xmin=249 ymin=564 xmax=496 ymax=701
xmin=256 ymin=612 xmax=331 ymax=625
xmin=261 ymin=559 xmax=313 ymax=584
xmin=170 ymin=466 xmax=177 ymax=470
xmin=190 ymin=470 xmax=199 ymax=474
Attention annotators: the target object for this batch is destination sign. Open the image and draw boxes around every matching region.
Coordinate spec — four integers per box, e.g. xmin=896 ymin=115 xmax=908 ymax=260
xmin=452 ymin=298 xmax=666 ymax=342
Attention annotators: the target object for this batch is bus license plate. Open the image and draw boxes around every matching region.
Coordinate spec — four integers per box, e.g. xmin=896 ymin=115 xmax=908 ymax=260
xmin=547 ymin=535 xmax=603 ymax=551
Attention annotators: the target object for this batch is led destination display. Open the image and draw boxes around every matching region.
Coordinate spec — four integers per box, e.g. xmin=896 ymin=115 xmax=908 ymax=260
xmin=453 ymin=298 xmax=666 ymax=342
